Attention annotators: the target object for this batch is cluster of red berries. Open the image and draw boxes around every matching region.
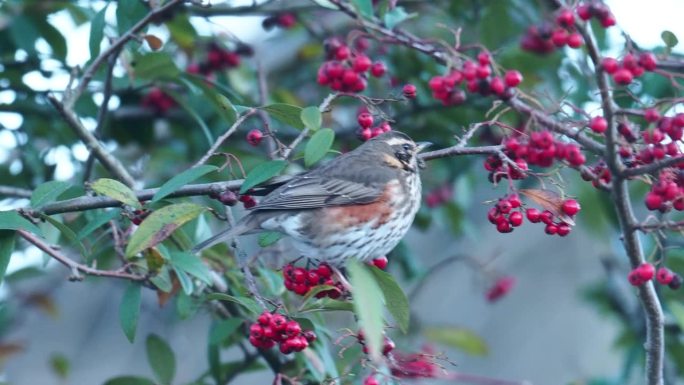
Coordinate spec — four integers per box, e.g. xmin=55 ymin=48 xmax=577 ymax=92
xmin=356 ymin=330 xmax=395 ymax=356
xmin=356 ymin=112 xmax=392 ymax=141
xmin=525 ymin=198 xmax=580 ymax=236
xmin=581 ymin=162 xmax=612 ymax=189
xmin=246 ymin=129 xmax=264 ymax=146
xmin=130 ymin=208 xmax=151 ymax=225
xmin=248 ymin=311 xmax=316 ymax=354
xmin=628 ymin=263 xmax=682 ymax=290
xmin=644 ymin=170 xmax=684 ymax=212
xmin=262 ymin=13 xmax=297 ymax=30
xmin=186 ymin=43 xmax=247 ymax=77
xmin=141 ymin=88 xmax=176 ymax=114
xmin=521 ymin=4 xmax=614 ymax=55
xmin=402 ymin=84 xmax=417 ymax=99
xmin=209 ymin=190 xmax=256 ymax=209
xmin=486 ymin=275 xmax=516 ymax=302
xmin=428 ymin=53 xmax=523 ymax=105
xmin=316 ymin=38 xmax=386 ymax=93
xmin=630 ymin=112 xmax=684 ymax=167
xmin=601 ymin=52 xmax=658 ymax=86
xmin=425 ymin=184 xmax=452 ymax=208
xmin=282 ymin=263 xmax=345 ymax=298
xmin=487 ymin=194 xmax=524 ymax=233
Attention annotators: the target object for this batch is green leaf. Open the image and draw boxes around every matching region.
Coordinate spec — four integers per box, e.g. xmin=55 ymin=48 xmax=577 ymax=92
xmin=209 ymin=318 xmax=242 ymax=345
xmin=383 ymin=6 xmax=412 ymax=30
xmin=174 ymin=267 xmax=194 ymax=295
xmin=49 ymin=353 xmax=70 ymax=379
xmin=423 ymin=327 xmax=488 ymax=356
xmin=347 ymin=260 xmax=384 ymax=361
xmin=36 ymin=19 xmax=67 ymax=62
xmin=152 ymin=165 xmax=218 ymax=202
xmin=38 ymin=214 xmax=87 ymax=257
xmin=89 ymin=4 xmax=107 ymax=59
xmin=262 ymin=104 xmax=305 ymax=130
xmin=150 ymin=267 xmax=173 ymax=292
xmin=104 ymin=376 xmax=155 ymax=385
xmin=351 ymin=0 xmax=373 ymax=19
xmin=299 ymin=298 xmax=354 ymax=313
xmin=305 ymin=128 xmax=335 ymax=167
xmin=0 ymin=231 xmax=16 ymax=286
xmin=119 ymin=282 xmax=142 ymax=343
xmin=134 ymin=52 xmax=181 ymax=80
xmin=9 ymin=15 xmax=39 ymax=55
xmin=125 ymin=203 xmax=206 ymax=257
xmin=91 ymin=178 xmax=142 ymax=209
xmin=166 ymin=13 xmax=198 ymax=51
xmin=164 ymin=89 xmax=213 ymax=146
xmin=0 ymin=211 xmax=42 ymax=235
xmin=116 ymin=0 xmax=148 ymax=36
xmin=146 ymin=334 xmax=176 ymax=385
xmin=258 ymin=231 xmax=283 ymax=247
xmin=239 ymin=160 xmax=288 ymax=194
xmin=180 ymin=74 xmax=237 ymax=125
xmin=205 ymin=293 xmax=261 ymax=315
xmin=77 ymin=209 xmax=120 ymax=239
xmin=662 ymin=30 xmax=679 ymax=48
xmin=31 ymin=181 xmax=71 ymax=208
xmin=300 ymin=106 xmax=322 ymax=131
xmin=169 ymin=251 xmax=212 ymax=285
xmin=369 ymin=266 xmax=410 ymax=333
xmin=668 ymin=301 xmax=684 ymax=331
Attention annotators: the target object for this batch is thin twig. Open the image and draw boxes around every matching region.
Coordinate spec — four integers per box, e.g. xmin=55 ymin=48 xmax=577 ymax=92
xmin=17 ymin=229 xmax=145 ymax=281
xmin=194 ymin=109 xmax=258 ymax=167
xmin=0 ymin=186 xmax=32 ymax=199
xmin=621 ymin=156 xmax=684 ymax=178
xmin=281 ymin=93 xmax=339 ymax=159
xmin=256 ymin=61 xmax=279 ymax=158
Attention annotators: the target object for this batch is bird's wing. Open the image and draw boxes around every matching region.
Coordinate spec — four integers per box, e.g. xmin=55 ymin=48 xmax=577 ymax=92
xmin=252 ymin=173 xmax=386 ymax=210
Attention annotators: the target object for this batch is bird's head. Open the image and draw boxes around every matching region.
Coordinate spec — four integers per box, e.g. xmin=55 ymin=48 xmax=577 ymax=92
xmin=365 ymin=131 xmax=432 ymax=173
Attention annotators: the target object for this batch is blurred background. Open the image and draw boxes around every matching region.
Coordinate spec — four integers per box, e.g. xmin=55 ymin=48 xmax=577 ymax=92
xmin=1 ymin=1 xmax=684 ymax=384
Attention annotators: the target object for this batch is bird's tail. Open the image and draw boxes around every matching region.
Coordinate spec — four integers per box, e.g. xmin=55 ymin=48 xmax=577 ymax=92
xmin=190 ymin=219 xmax=255 ymax=254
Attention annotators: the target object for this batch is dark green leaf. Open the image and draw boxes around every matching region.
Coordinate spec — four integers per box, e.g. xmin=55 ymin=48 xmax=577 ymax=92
xmin=205 ymin=293 xmax=261 ymax=315
xmin=30 ymin=181 xmax=71 ymax=208
xmin=169 ymin=251 xmax=212 ymax=285
xmin=9 ymin=15 xmax=39 ymax=55
xmin=89 ymin=4 xmax=107 ymax=59
xmin=116 ymin=0 xmax=148 ymax=36
xmin=0 ymin=211 xmax=42 ymax=235
xmin=166 ymin=13 xmax=198 ymax=50
xmin=134 ymin=52 xmax=181 ymax=80
xmin=239 ymin=160 xmax=288 ymax=194
xmin=38 ymin=214 xmax=87 ymax=257
xmin=77 ymin=209 xmax=120 ymax=239
xmin=37 ymin=19 xmax=68 ymax=61
xmin=146 ymin=334 xmax=176 ymax=385
xmin=125 ymin=203 xmax=206 ymax=257
xmin=299 ymin=298 xmax=354 ymax=313
xmin=90 ymin=178 xmax=142 ymax=209
xmin=180 ymin=75 xmax=237 ymax=126
xmin=150 ymin=267 xmax=173 ymax=292
xmin=384 ymin=6 xmax=413 ymax=29
xmin=258 ymin=231 xmax=283 ymax=247
xmin=351 ymin=0 xmax=373 ymax=19
xmin=119 ymin=282 xmax=142 ymax=343
xmin=174 ymin=266 xmax=194 ymax=294
xmin=164 ymin=89 xmax=213 ymax=146
xmin=176 ymin=291 xmax=198 ymax=320
xmin=152 ymin=165 xmax=218 ymax=202
xmin=209 ymin=319 xmax=242 ymax=345
xmin=423 ymin=327 xmax=488 ymax=356
xmin=305 ymin=128 xmax=335 ymax=167
xmin=0 ymin=231 xmax=16 ymax=286
xmin=369 ymin=266 xmax=410 ymax=333
xmin=662 ymin=30 xmax=679 ymax=48
xmin=104 ymin=376 xmax=155 ymax=385
xmin=262 ymin=104 xmax=305 ymax=130
xmin=300 ymin=106 xmax=322 ymax=131
xmin=347 ymin=260 xmax=384 ymax=361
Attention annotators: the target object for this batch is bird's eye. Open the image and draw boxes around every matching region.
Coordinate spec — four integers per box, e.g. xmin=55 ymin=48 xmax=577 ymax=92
xmin=402 ymin=143 xmax=412 ymax=152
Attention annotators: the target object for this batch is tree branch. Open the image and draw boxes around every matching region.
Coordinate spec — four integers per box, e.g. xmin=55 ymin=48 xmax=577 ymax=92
xmin=621 ymin=156 xmax=684 ymax=178
xmin=17 ymin=229 xmax=145 ymax=281
xmin=0 ymin=186 xmax=32 ymax=199
xmin=193 ymin=108 xmax=258 ymax=167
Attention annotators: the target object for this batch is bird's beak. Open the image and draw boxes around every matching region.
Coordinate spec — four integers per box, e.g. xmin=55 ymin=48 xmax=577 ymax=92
xmin=416 ymin=141 xmax=432 ymax=153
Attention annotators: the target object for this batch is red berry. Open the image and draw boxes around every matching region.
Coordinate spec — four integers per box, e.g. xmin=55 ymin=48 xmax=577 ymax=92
xmin=669 ymin=274 xmax=683 ymax=290
xmin=589 ymin=116 xmax=608 ymax=133
xmin=372 ymin=256 xmax=388 ymax=270
xmin=508 ymin=194 xmax=521 ymax=208
xmin=490 ymin=76 xmax=505 ymax=95
xmin=486 ymin=276 xmax=516 ymax=302
xmin=303 ymin=330 xmax=317 ymax=343
xmin=370 ymin=61 xmax=386 ymax=77
xmin=477 ymin=51 xmax=491 ymax=66
xmin=551 ymin=29 xmax=568 ymax=47
xmin=509 ymin=211 xmax=523 ymax=227
xmin=540 ymin=210 xmax=554 ymax=225
xmin=247 ymin=129 xmax=264 ymax=146
xmin=357 ymin=128 xmax=372 ymax=141
xmin=307 ymin=271 xmax=320 ymax=285
xmin=335 ymin=45 xmax=350 ymax=60
xmin=382 ymin=338 xmax=395 ymax=355
xmin=257 ymin=312 xmax=272 ymax=326
xmin=576 ymin=4 xmax=592 ymax=20
xmin=644 ymin=108 xmax=660 ymax=123
xmin=363 ymin=376 xmax=380 ymax=385
xmin=656 ymin=267 xmax=674 ymax=285
xmin=270 ymin=314 xmax=287 ymax=331
xmin=601 ymin=57 xmax=619 ymax=74
xmin=276 ymin=13 xmax=297 ymax=28
xmin=402 ymin=83 xmax=417 ymax=98
xmin=476 ymin=65 xmax=491 ymax=79
xmin=628 ymin=270 xmax=644 ymax=286
xmin=561 ymin=199 xmax=581 ymax=216
xmin=316 ymin=264 xmax=332 ymax=278
xmin=353 ymin=55 xmax=372 ymax=73
xmin=613 ymin=68 xmax=633 ymax=85
xmin=636 ymin=263 xmax=655 ymax=281
xmin=526 ymin=208 xmax=541 ymax=223
xmin=600 ymin=12 xmax=616 ymax=27
xmin=357 ymin=112 xmax=373 ymax=128
xmin=557 ymin=224 xmax=571 ymax=236
xmin=556 ymin=9 xmax=575 ymax=27
xmin=544 ymin=224 xmax=558 ymax=235
xmin=497 ymin=199 xmax=512 ymax=214
xmin=644 ymin=192 xmax=663 ymax=210
xmin=250 ymin=323 xmax=265 ymax=338
xmin=639 ymin=53 xmax=657 ymax=71
xmin=566 ymin=33 xmax=583 ymax=48
xmin=285 ymin=321 xmax=302 ymax=337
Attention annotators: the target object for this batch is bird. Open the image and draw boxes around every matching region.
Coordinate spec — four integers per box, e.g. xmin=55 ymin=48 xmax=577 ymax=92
xmin=192 ymin=131 xmax=431 ymax=266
